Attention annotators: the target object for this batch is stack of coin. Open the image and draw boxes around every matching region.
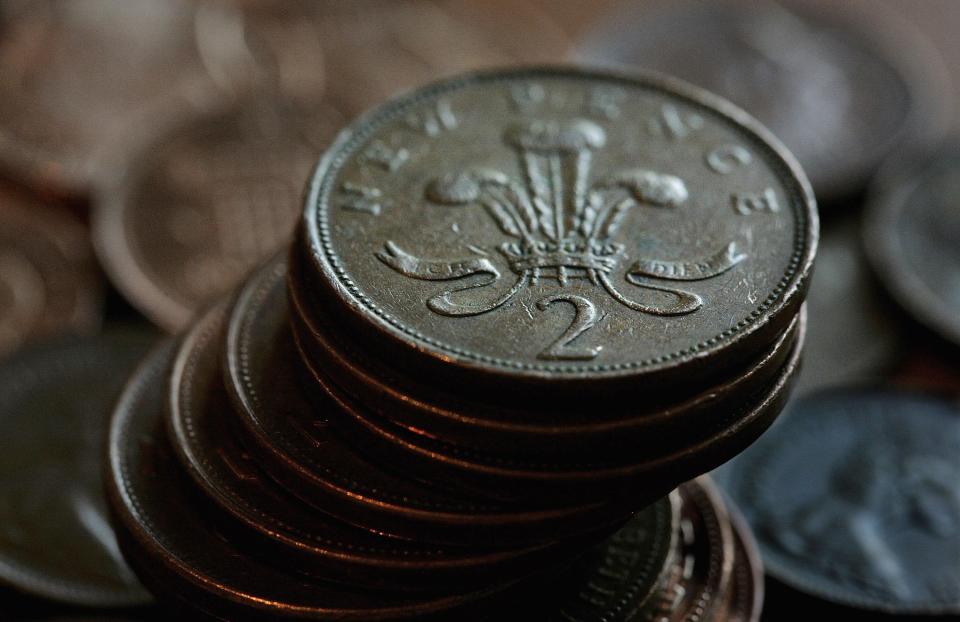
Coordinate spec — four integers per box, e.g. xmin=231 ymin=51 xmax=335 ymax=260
xmin=104 ymin=67 xmax=816 ymax=620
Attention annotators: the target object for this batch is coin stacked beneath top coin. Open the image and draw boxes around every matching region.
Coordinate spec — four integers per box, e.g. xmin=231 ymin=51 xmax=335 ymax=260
xmin=105 ymin=67 xmax=817 ymax=620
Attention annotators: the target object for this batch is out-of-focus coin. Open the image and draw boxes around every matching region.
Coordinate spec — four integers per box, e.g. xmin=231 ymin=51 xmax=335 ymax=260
xmin=0 ymin=182 xmax=101 ymax=359
xmin=226 ymin=258 xmax=618 ymax=546
xmin=93 ymin=95 xmax=343 ymax=332
xmin=168 ymin=300 xmax=577 ymax=592
xmin=723 ymin=498 xmax=764 ymax=622
xmin=793 ymin=216 xmax=899 ymax=395
xmin=0 ymin=0 xmax=201 ymax=198
xmin=0 ymin=332 xmax=154 ymax=607
xmin=864 ymin=146 xmax=960 ymax=349
xmin=300 ymin=66 xmax=816 ymax=401
xmin=575 ymin=0 xmax=948 ymax=203
xmin=721 ymin=390 xmax=960 ymax=614
xmin=106 ymin=342 xmax=524 ymax=621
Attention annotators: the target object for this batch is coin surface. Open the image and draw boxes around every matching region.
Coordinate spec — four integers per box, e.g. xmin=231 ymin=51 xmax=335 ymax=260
xmin=724 ymin=498 xmax=764 ymax=622
xmin=864 ymin=146 xmax=960 ymax=348
xmin=168 ymin=300 xmax=574 ymax=591
xmin=94 ymin=95 xmax=343 ymax=331
xmin=226 ymin=258 xmax=619 ymax=546
xmin=107 ymin=341 xmax=511 ymax=621
xmin=301 ymin=67 xmax=816 ymax=398
xmin=0 ymin=182 xmax=101 ymax=360
xmin=720 ymin=390 xmax=960 ymax=614
xmin=575 ymin=0 xmax=946 ymax=202
xmin=0 ymin=332 xmax=154 ymax=607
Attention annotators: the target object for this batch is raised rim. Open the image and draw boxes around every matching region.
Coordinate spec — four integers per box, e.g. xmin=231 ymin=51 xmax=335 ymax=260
xmin=302 ymin=65 xmax=818 ymax=381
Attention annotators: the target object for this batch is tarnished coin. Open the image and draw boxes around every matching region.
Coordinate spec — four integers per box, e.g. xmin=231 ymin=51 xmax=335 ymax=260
xmin=721 ymin=390 xmax=960 ymax=614
xmin=94 ymin=95 xmax=343 ymax=332
xmin=575 ymin=0 xmax=947 ymax=202
xmin=168 ymin=300 xmax=575 ymax=592
xmin=0 ymin=0 xmax=201 ymax=197
xmin=864 ymin=146 xmax=960 ymax=349
xmin=793 ymin=216 xmax=900 ymax=395
xmin=0 ymin=182 xmax=101 ymax=360
xmin=0 ymin=332 xmax=154 ymax=607
xmin=723 ymin=498 xmax=764 ymax=622
xmin=226 ymin=258 xmax=619 ymax=546
xmin=106 ymin=344 xmax=512 ymax=621
xmin=301 ymin=67 xmax=816 ymax=401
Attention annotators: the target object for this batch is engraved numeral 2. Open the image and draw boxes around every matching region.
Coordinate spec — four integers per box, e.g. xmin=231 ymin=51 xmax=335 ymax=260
xmin=536 ymin=295 xmax=602 ymax=361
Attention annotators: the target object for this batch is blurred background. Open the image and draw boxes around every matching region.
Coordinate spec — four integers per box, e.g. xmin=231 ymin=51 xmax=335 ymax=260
xmin=0 ymin=0 xmax=957 ymax=620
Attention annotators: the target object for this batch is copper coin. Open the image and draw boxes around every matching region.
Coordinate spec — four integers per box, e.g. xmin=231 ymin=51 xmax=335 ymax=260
xmin=720 ymin=390 xmax=960 ymax=614
xmin=864 ymin=145 xmax=960 ymax=349
xmin=0 ymin=332 xmax=154 ymax=607
xmin=224 ymin=257 xmax=618 ymax=546
xmin=299 ymin=66 xmax=817 ymax=403
xmin=168 ymin=299 xmax=574 ymax=591
xmin=0 ymin=182 xmax=101 ymax=360
xmin=644 ymin=477 xmax=736 ymax=622
xmin=575 ymin=0 xmax=948 ymax=203
xmin=721 ymin=499 xmax=764 ymax=622
xmin=106 ymin=340 xmax=509 ymax=621
xmin=297 ymin=306 xmax=806 ymax=502
xmin=94 ymin=94 xmax=343 ymax=331
xmin=289 ymin=240 xmax=800 ymax=456
xmin=0 ymin=0 xmax=202 ymax=198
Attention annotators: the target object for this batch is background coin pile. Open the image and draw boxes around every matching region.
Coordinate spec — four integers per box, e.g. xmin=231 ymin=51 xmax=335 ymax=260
xmin=0 ymin=1 xmax=959 ymax=621
xmin=104 ymin=64 xmax=816 ymax=620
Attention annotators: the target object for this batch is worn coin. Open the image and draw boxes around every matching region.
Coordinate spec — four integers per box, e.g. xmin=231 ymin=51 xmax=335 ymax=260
xmin=168 ymin=300 xmax=576 ymax=591
xmin=720 ymin=390 xmax=960 ymax=614
xmin=301 ymin=66 xmax=816 ymax=402
xmin=864 ymin=146 xmax=960 ymax=349
xmin=107 ymin=341 xmax=512 ymax=621
xmin=0 ymin=332 xmax=154 ymax=607
xmin=298 ymin=306 xmax=804 ymax=502
xmin=290 ymin=238 xmax=800 ymax=457
xmin=723 ymin=498 xmax=764 ymax=622
xmin=94 ymin=94 xmax=343 ymax=331
xmin=575 ymin=0 xmax=947 ymax=203
xmin=225 ymin=258 xmax=619 ymax=546
xmin=793 ymin=216 xmax=900 ymax=395
xmin=0 ymin=182 xmax=101 ymax=360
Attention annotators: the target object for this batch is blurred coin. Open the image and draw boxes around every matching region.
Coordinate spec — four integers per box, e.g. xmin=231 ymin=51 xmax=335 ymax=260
xmin=865 ymin=146 xmax=960 ymax=349
xmin=0 ymin=332 xmax=154 ymax=607
xmin=793 ymin=216 xmax=899 ymax=395
xmin=0 ymin=0 xmax=201 ymax=198
xmin=106 ymin=342 xmax=525 ymax=621
xmin=300 ymin=66 xmax=816 ymax=401
xmin=0 ymin=182 xmax=101 ymax=359
xmin=724 ymin=498 xmax=764 ymax=622
xmin=720 ymin=390 xmax=960 ymax=614
xmin=93 ymin=95 xmax=343 ymax=332
xmin=575 ymin=0 xmax=947 ymax=203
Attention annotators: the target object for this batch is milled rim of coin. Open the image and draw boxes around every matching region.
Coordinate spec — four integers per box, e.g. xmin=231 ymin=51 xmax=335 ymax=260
xmin=0 ymin=183 xmax=102 ymax=358
xmin=302 ymin=65 xmax=817 ymax=385
xmin=0 ymin=332 xmax=154 ymax=607
xmin=168 ymin=300 xmax=567 ymax=589
xmin=864 ymin=146 xmax=960 ymax=348
xmin=297 ymin=306 xmax=804 ymax=497
xmin=721 ymin=389 xmax=960 ymax=614
xmin=572 ymin=0 xmax=950 ymax=204
xmin=108 ymin=340 xmax=508 ymax=620
xmin=290 ymin=243 xmax=800 ymax=453
xmin=225 ymin=257 xmax=612 ymax=545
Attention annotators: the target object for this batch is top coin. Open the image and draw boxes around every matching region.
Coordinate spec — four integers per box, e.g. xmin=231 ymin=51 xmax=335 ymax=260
xmin=302 ymin=67 xmax=816 ymax=391
xmin=574 ymin=0 xmax=948 ymax=203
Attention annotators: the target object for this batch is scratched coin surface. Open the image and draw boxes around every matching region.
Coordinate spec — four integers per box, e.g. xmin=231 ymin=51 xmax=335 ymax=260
xmin=0 ymin=332 xmax=154 ymax=607
xmin=721 ymin=390 xmax=960 ymax=614
xmin=0 ymin=183 xmax=101 ymax=360
xmin=575 ymin=0 xmax=946 ymax=202
xmin=864 ymin=146 xmax=960 ymax=348
xmin=95 ymin=96 xmax=342 ymax=331
xmin=302 ymin=67 xmax=816 ymax=391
